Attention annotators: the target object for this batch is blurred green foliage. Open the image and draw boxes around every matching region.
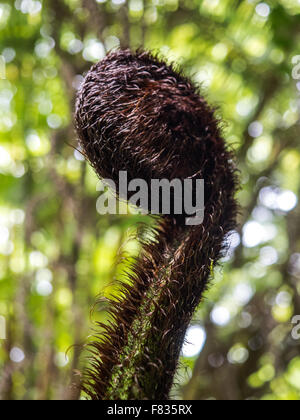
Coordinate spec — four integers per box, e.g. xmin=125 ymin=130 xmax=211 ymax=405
xmin=0 ymin=0 xmax=300 ymax=400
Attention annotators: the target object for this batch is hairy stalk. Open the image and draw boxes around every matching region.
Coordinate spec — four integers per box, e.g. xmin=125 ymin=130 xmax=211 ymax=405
xmin=75 ymin=50 xmax=238 ymax=400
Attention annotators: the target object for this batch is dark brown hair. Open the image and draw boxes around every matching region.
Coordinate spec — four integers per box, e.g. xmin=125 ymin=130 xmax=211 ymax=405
xmin=75 ymin=49 xmax=238 ymax=400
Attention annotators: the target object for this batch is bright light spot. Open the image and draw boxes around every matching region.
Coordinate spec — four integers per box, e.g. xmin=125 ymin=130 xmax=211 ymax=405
xmin=228 ymin=345 xmax=249 ymax=365
xmin=68 ymin=39 xmax=83 ymax=55
xmin=130 ymin=0 xmax=143 ymax=13
xmin=0 ymin=115 xmax=15 ymax=131
xmin=182 ymin=326 xmax=206 ymax=357
xmin=10 ymin=256 xmax=26 ymax=273
xmin=112 ymin=0 xmax=126 ymax=4
xmin=10 ymin=209 xmax=25 ymax=225
xmin=203 ymin=0 xmax=219 ymax=9
xmin=248 ymin=136 xmax=272 ymax=164
xmin=38 ymin=98 xmax=53 ymax=115
xmin=29 ymin=251 xmax=48 ymax=268
xmin=0 ymin=89 xmax=13 ymax=110
xmin=195 ymin=65 xmax=214 ymax=87
xmin=83 ymin=40 xmax=105 ymax=62
xmin=233 ymin=283 xmax=254 ymax=305
xmin=227 ymin=231 xmax=241 ymax=249
xmin=211 ymin=306 xmax=231 ymax=326
xmin=258 ymin=364 xmax=275 ymax=382
xmin=10 ymin=347 xmax=25 ymax=363
xmin=72 ymin=75 xmax=84 ymax=91
xmin=0 ymin=146 xmax=12 ymax=169
xmin=2 ymin=48 xmax=16 ymax=63
xmin=260 ymin=246 xmax=278 ymax=266
xmin=12 ymin=163 xmax=25 ymax=178
xmin=26 ymin=133 xmax=41 ymax=152
xmin=35 ymin=38 xmax=55 ymax=58
xmin=16 ymin=0 xmax=42 ymax=14
xmin=276 ymin=190 xmax=298 ymax=212
xmin=259 ymin=187 xmax=277 ymax=209
xmin=47 ymin=114 xmax=62 ymax=129
xmin=36 ymin=268 xmax=53 ymax=283
xmin=223 ymin=231 xmax=241 ymax=261
xmin=259 ymin=187 xmax=298 ymax=212
xmin=211 ymin=43 xmax=228 ymax=61
xmin=270 ymin=48 xmax=284 ymax=64
xmin=0 ymin=226 xmax=9 ymax=246
xmin=255 ymin=2 xmax=270 ymax=18
xmin=282 ymin=109 xmax=297 ymax=127
xmin=0 ymin=4 xmax=10 ymax=24
xmin=252 ymin=206 xmax=273 ymax=223
xmin=36 ymin=280 xmax=53 ymax=297
xmin=242 ymin=221 xmax=277 ymax=248
xmin=56 ymin=288 xmax=72 ymax=307
xmin=276 ymin=291 xmax=292 ymax=308
xmin=0 ymin=239 xmax=14 ymax=255
xmin=244 ymin=37 xmax=267 ymax=58
xmin=249 ymin=262 xmax=267 ymax=279
xmin=67 ymin=157 xmax=80 ymax=172
xmin=74 ymin=149 xmax=85 ymax=162
xmin=55 ymin=352 xmax=69 ymax=368
xmin=289 ymin=100 xmax=298 ymax=113
xmin=236 ymin=99 xmax=254 ymax=117
xmin=105 ymin=35 xmax=120 ymax=51
xmin=248 ymin=121 xmax=263 ymax=138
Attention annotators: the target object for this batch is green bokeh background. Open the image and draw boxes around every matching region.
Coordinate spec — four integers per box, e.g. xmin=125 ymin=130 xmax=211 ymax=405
xmin=0 ymin=0 xmax=300 ymax=400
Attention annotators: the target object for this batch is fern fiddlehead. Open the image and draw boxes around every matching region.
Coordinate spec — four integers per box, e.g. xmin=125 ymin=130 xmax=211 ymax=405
xmin=75 ymin=50 xmax=238 ymax=400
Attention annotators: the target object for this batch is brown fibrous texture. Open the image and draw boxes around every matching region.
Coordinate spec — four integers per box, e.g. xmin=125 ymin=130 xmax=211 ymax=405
xmin=75 ymin=49 xmax=238 ymax=400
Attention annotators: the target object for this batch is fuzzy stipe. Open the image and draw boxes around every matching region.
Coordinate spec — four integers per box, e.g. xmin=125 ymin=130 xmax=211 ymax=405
xmin=75 ymin=49 xmax=238 ymax=400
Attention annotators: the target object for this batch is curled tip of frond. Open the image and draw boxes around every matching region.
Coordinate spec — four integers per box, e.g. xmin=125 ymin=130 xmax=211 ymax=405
xmin=75 ymin=49 xmax=239 ymax=400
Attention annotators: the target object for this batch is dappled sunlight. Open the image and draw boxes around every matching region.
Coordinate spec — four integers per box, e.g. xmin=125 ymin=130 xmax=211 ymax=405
xmin=182 ymin=326 xmax=207 ymax=358
xmin=0 ymin=0 xmax=299 ymax=402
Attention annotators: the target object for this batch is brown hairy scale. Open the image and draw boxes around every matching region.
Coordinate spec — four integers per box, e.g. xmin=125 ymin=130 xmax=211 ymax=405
xmin=75 ymin=49 xmax=238 ymax=400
